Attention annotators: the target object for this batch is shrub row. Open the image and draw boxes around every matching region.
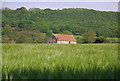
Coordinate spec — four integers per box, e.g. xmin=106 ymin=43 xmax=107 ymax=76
xmin=77 ymin=36 xmax=119 ymax=43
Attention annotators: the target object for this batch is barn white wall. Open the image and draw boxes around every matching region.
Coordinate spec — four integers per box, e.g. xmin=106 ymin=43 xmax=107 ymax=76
xmin=70 ymin=41 xmax=77 ymax=44
xmin=57 ymin=41 xmax=69 ymax=44
xmin=57 ymin=41 xmax=77 ymax=44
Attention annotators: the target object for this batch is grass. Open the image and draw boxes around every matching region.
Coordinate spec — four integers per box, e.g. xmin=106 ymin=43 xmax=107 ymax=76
xmin=2 ymin=43 xmax=119 ymax=79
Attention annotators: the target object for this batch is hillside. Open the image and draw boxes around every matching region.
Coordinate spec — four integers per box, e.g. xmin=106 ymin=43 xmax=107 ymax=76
xmin=1 ymin=7 xmax=120 ymax=43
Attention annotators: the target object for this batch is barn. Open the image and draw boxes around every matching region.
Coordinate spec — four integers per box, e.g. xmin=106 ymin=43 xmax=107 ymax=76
xmin=47 ymin=34 xmax=77 ymax=44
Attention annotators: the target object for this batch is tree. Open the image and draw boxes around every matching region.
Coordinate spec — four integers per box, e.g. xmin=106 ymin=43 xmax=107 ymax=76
xmin=18 ymin=23 xmax=25 ymax=29
xmin=82 ymin=30 xmax=96 ymax=43
xmin=14 ymin=31 xmax=32 ymax=43
xmin=16 ymin=7 xmax=27 ymax=13
xmin=29 ymin=8 xmax=44 ymax=13
xmin=2 ymin=25 xmax=15 ymax=35
xmin=2 ymin=7 xmax=119 ymax=43
xmin=60 ymin=30 xmax=73 ymax=35
xmin=13 ymin=31 xmax=46 ymax=43
xmin=31 ymin=32 xmax=46 ymax=43
xmin=46 ymin=30 xmax=53 ymax=38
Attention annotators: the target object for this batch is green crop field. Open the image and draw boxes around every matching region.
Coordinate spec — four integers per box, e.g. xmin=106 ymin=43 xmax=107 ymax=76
xmin=2 ymin=44 xmax=119 ymax=79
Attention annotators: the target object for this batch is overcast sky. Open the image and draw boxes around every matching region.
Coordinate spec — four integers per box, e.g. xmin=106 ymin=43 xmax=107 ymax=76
xmin=1 ymin=0 xmax=119 ymax=2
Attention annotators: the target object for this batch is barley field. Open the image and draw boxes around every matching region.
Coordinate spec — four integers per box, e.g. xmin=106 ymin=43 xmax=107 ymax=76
xmin=2 ymin=44 xmax=119 ymax=79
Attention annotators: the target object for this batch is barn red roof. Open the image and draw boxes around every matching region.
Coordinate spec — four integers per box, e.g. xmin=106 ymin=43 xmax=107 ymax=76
xmin=53 ymin=34 xmax=76 ymax=42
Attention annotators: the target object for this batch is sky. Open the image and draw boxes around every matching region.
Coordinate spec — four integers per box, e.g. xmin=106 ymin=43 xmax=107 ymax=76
xmin=1 ymin=0 xmax=119 ymax=12
xmin=1 ymin=0 xmax=120 ymax=2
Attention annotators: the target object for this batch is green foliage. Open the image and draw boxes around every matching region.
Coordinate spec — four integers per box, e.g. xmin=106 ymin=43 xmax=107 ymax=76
xmin=82 ymin=30 xmax=96 ymax=43
xmin=106 ymin=38 xmax=120 ymax=43
xmin=95 ymin=36 xmax=106 ymax=43
xmin=2 ymin=30 xmax=46 ymax=43
xmin=76 ymin=36 xmax=84 ymax=43
xmin=60 ymin=30 xmax=73 ymax=35
xmin=16 ymin=7 xmax=28 ymax=14
xmin=2 ymin=35 xmax=14 ymax=43
xmin=2 ymin=44 xmax=119 ymax=79
xmin=14 ymin=34 xmax=33 ymax=43
xmin=46 ymin=30 xmax=53 ymax=38
xmin=76 ymin=38 xmax=81 ymax=43
xmin=2 ymin=25 xmax=15 ymax=35
xmin=2 ymin=7 xmax=119 ymax=39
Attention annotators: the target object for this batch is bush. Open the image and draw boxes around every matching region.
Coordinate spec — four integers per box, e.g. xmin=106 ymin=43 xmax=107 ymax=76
xmin=2 ymin=35 xmax=15 ymax=43
xmin=106 ymin=38 xmax=119 ymax=43
xmin=103 ymin=39 xmax=111 ymax=43
xmin=13 ymin=31 xmax=46 ymax=43
xmin=77 ymin=37 xmax=84 ymax=43
xmin=95 ymin=36 xmax=106 ymax=43
xmin=82 ymin=30 xmax=96 ymax=43
xmin=95 ymin=37 xmax=119 ymax=43
xmin=15 ymin=35 xmax=33 ymax=43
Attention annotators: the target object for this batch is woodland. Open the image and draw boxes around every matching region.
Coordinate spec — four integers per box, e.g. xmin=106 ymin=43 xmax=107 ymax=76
xmin=1 ymin=7 xmax=119 ymax=43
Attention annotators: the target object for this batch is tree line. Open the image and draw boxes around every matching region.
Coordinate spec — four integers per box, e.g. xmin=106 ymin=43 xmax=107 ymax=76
xmin=1 ymin=7 xmax=120 ymax=43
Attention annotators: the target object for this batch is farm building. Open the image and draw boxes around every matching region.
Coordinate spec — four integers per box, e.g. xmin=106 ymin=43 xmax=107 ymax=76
xmin=47 ymin=34 xmax=77 ymax=44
